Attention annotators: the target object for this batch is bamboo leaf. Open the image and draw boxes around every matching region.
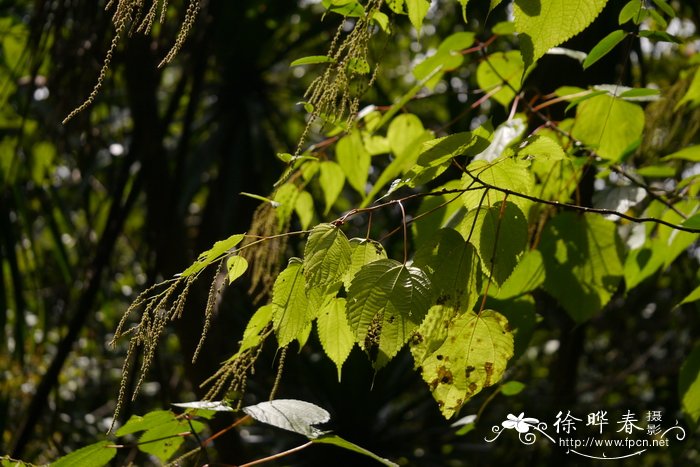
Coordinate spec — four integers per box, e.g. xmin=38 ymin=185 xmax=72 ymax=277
xmin=583 ymin=30 xmax=627 ymax=69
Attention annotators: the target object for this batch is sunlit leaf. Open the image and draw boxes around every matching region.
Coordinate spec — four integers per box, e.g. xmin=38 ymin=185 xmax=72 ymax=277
xmin=51 ymin=441 xmax=117 ymax=467
xmin=243 ymin=399 xmax=330 ymax=438
xmin=272 ymin=258 xmax=310 ymax=347
xmin=313 ymin=434 xmax=399 ymax=466
xmin=317 ymin=298 xmax=355 ymax=380
xmin=290 ymin=55 xmax=335 ymax=67
xmin=304 ymin=223 xmax=352 ymax=291
xmin=226 ymin=255 xmax=248 ymax=284
xmin=342 ymin=238 xmax=388 ymax=289
xmin=679 ymin=346 xmax=700 ymax=429
xmin=180 ymin=233 xmax=245 ymax=277
xmin=476 ymin=51 xmax=525 ymax=107
xmin=318 ymin=161 xmax=345 ymax=214
xmin=336 ymin=131 xmax=370 ymax=194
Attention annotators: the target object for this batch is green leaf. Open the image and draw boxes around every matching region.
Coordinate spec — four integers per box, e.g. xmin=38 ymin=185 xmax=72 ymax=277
xmin=290 ymin=55 xmax=335 ymax=67
xmin=313 ymin=434 xmax=399 ymax=467
xmin=676 ymin=69 xmax=700 ymax=110
xmin=342 ymin=238 xmax=388 ymax=289
xmin=464 ymin=202 xmax=528 ymax=285
xmin=571 ymin=94 xmax=644 ymax=161
xmin=679 ymin=283 xmax=700 ymax=306
xmin=294 ymin=190 xmax=315 ymax=230
xmin=243 ymin=399 xmax=330 ymax=438
xmin=461 ymin=158 xmax=534 ymax=215
xmin=618 ymin=87 xmax=661 ymax=100
xmin=336 ymin=131 xmax=370 ymax=194
xmin=303 ymin=223 xmax=352 ymax=291
xmin=683 ymin=214 xmax=700 ymax=229
xmin=501 ymin=381 xmax=525 ymax=396
xmin=539 ymin=212 xmax=623 ymax=322
xmin=518 ymin=135 xmax=566 ymax=161
xmin=618 ymin=0 xmax=643 ymax=24
xmin=514 ymin=0 xmax=609 ymax=71
xmin=413 ymin=228 xmax=481 ymax=310
xmin=406 ymin=0 xmax=430 ymax=34
xmin=272 ymin=259 xmax=310 ymax=347
xmin=492 ymin=21 xmax=515 ymax=35
xmin=180 ymin=233 xmax=244 ymax=277
xmin=274 ymin=183 xmax=300 ymax=230
xmin=410 ymin=304 xmax=457 ymax=367
xmin=420 ymin=310 xmax=514 ymax=418
xmin=51 ymin=441 xmax=116 ymax=467
xmin=413 ymin=32 xmax=475 ymax=89
xmin=635 ymin=165 xmax=675 ymax=178
xmin=493 ymin=250 xmax=545 ymax=299
xmin=679 ymin=346 xmax=700 ymax=429
xmin=318 ymin=161 xmax=345 ymax=214
xmin=651 ymin=0 xmax=675 ymax=17
xmin=412 ymin=180 xmax=465 ymax=247
xmin=236 ymin=304 xmax=274 ymax=355
xmin=226 ymin=255 xmax=248 ymax=284
xmin=116 ymin=410 xmax=175 ymax=436
xmin=138 ymin=418 xmax=204 ymax=463
xmin=583 ymin=30 xmax=627 ymax=69
xmin=476 ymin=51 xmax=525 ymax=107
xmin=346 ymin=259 xmax=431 ymax=368
xmin=322 ymin=0 xmax=364 ymax=16
xmin=662 ymin=145 xmax=700 ymax=162
xmin=638 ymin=30 xmax=680 ymax=43
xmin=317 ymin=298 xmax=355 ymax=380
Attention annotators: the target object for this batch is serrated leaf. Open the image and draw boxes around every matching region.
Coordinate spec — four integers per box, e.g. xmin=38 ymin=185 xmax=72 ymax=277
xmin=412 ymin=180 xmax=465 ymax=247
xmin=662 ymin=145 xmax=700 ymax=162
xmin=226 ymin=255 xmax=248 ymax=284
xmin=116 ymin=410 xmax=175 ymax=436
xmin=290 ymin=55 xmax=335 ymax=67
xmin=180 ymin=233 xmax=245 ymax=277
xmin=476 ymin=51 xmax=525 ymax=107
xmin=518 ymin=135 xmax=566 ymax=161
xmin=317 ymin=298 xmax=355 ymax=380
xmin=336 ymin=131 xmax=370 ymax=194
xmin=420 ymin=310 xmax=514 ymax=418
xmin=413 ymin=228 xmax=481 ymax=309
xmin=243 ymin=399 xmax=330 ymax=438
xmin=51 ymin=441 xmax=117 ymax=467
xmin=272 ymin=259 xmax=310 ymax=347
xmin=342 ymin=238 xmax=388 ymax=289
xmin=346 ymin=259 xmax=431 ymax=368
xmin=172 ymin=401 xmax=235 ymax=412
xmin=464 ymin=202 xmax=528 ymax=286
xmin=493 ymin=249 xmax=545 ymax=299
xmin=406 ymin=0 xmax=430 ymax=34
xmin=413 ymin=32 xmax=475 ymax=89
xmin=514 ymin=0 xmax=609 ymax=71
xmin=304 ymin=224 xmax=352 ymax=291
xmin=294 ymin=190 xmax=315 ymax=230
xmin=318 ymin=161 xmax=345 ymax=214
xmin=539 ymin=212 xmax=623 ymax=322
xmin=571 ymin=94 xmax=644 ymax=161
xmin=313 ymin=434 xmax=399 ymax=467
xmin=583 ymin=30 xmax=627 ymax=69
xmin=410 ymin=304 xmax=457 ymax=367
xmin=461 ymin=157 xmax=534 ymax=215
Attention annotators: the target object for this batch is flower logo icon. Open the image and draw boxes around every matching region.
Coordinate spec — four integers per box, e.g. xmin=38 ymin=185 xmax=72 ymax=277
xmin=502 ymin=413 xmax=540 ymax=433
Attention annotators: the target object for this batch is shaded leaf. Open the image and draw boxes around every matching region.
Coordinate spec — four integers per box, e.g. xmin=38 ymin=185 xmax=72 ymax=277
xmin=116 ymin=410 xmax=175 ymax=436
xmin=313 ymin=434 xmax=399 ymax=467
xmin=583 ymin=30 xmax=627 ymax=69
xmin=318 ymin=161 xmax=345 ymax=214
xmin=243 ymin=399 xmax=330 ymax=438
xmin=290 ymin=55 xmax=335 ymax=67
xmin=51 ymin=441 xmax=117 ymax=467
xmin=679 ymin=346 xmax=700 ymax=429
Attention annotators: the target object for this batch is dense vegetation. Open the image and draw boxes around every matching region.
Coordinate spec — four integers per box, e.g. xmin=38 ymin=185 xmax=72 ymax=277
xmin=1 ymin=0 xmax=699 ymax=465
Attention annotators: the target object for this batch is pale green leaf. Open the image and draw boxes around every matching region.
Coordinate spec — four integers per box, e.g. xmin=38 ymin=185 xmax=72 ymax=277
xmin=115 ymin=410 xmax=175 ymax=436
xmin=342 ymin=238 xmax=388 ymax=289
xmin=274 ymin=183 xmax=300 ymax=230
xmin=272 ymin=259 xmax=310 ymax=347
xmin=51 ymin=441 xmax=117 ymax=467
xmin=635 ymin=165 xmax=675 ymax=178
xmin=539 ymin=212 xmax=623 ymax=322
xmin=492 ymin=21 xmax=515 ymax=35
xmin=501 ymin=381 xmax=525 ymax=396
xmin=290 ymin=55 xmax=335 ymax=67
xmin=242 ymin=399 xmax=330 ymax=438
xmin=679 ymin=347 xmax=700 ymax=429
xmin=518 ymin=135 xmax=566 ymax=161
xmin=406 ymin=0 xmax=430 ymax=34
xmin=662 ymin=145 xmax=700 ymax=162
xmin=226 ymin=255 xmax=248 ymax=284
xmin=571 ymin=94 xmax=644 ymax=161
xmin=336 ymin=131 xmax=370 ymax=194
xmin=514 ymin=0 xmax=609 ymax=71
xmin=463 ymin=202 xmax=528 ymax=286
xmin=303 ymin=223 xmax=352 ymax=291
xmin=420 ymin=310 xmax=514 ymax=418
xmin=679 ymin=283 xmax=700 ymax=306
xmin=180 ymin=233 xmax=244 ymax=277
xmin=651 ymin=0 xmax=675 ymax=17
xmin=476 ymin=51 xmax=525 ymax=107
xmin=317 ymin=298 xmax=355 ymax=380
xmin=294 ymin=190 xmax=315 ymax=230
xmin=322 ymin=0 xmax=364 ymax=16
xmin=413 ymin=32 xmax=475 ymax=89
xmin=618 ymin=87 xmax=661 ymax=100
xmin=313 ymin=434 xmax=399 ymax=467
xmin=387 ymin=0 xmax=405 ymax=14
xmin=413 ymin=228 xmax=481 ymax=310
xmin=318 ymin=161 xmax=345 ymax=214
xmin=346 ymin=259 xmax=431 ymax=368
xmin=475 ymin=117 xmax=526 ymax=162
xmin=138 ymin=418 xmax=204 ymax=463
xmin=235 ymin=304 xmax=273 ymax=355
xmin=583 ymin=30 xmax=627 ymax=69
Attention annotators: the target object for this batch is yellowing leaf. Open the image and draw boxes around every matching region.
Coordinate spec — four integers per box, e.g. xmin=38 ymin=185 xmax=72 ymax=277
xmin=406 ymin=0 xmax=430 ymax=34
xmin=181 ymin=233 xmax=245 ymax=277
xmin=514 ymin=0 xmax=609 ymax=71
xmin=420 ymin=310 xmax=514 ymax=418
xmin=226 ymin=255 xmax=248 ymax=284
